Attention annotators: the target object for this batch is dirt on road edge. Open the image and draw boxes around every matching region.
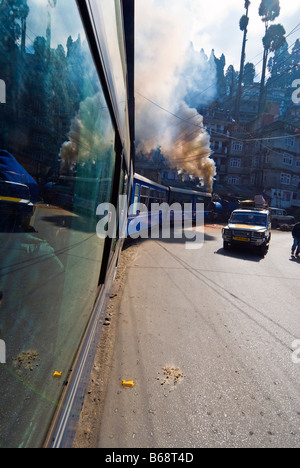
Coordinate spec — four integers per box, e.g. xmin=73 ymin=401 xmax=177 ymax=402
xmin=73 ymin=240 xmax=140 ymax=448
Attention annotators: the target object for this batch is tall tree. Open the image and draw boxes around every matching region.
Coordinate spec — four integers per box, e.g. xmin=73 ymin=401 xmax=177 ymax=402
xmin=46 ymin=0 xmax=57 ymax=59
xmin=243 ymin=62 xmax=255 ymax=86
xmin=258 ymin=0 xmax=286 ymax=114
xmin=19 ymin=0 xmax=29 ymax=55
xmin=235 ymin=0 xmax=251 ymax=120
xmin=225 ymin=65 xmax=239 ymax=100
xmin=267 ymin=41 xmax=290 ymax=89
xmin=0 ymin=0 xmax=27 ymax=53
xmin=212 ymin=51 xmax=227 ymax=101
xmin=290 ymin=39 xmax=300 ymax=84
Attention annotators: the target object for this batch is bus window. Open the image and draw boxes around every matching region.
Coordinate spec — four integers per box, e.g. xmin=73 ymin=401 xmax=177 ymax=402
xmin=132 ymin=183 xmax=140 ymax=215
xmin=149 ymin=188 xmax=161 ymax=208
xmin=161 ymin=192 xmax=168 ymax=203
xmin=140 ymin=185 xmax=149 ymax=208
xmin=197 ymin=195 xmax=211 ymax=210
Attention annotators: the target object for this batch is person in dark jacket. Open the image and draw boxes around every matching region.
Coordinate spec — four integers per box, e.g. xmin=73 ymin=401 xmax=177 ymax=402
xmin=291 ymin=222 xmax=300 ymax=257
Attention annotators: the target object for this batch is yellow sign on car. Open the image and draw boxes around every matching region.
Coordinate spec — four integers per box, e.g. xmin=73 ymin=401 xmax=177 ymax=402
xmin=233 ymin=236 xmax=249 ymax=242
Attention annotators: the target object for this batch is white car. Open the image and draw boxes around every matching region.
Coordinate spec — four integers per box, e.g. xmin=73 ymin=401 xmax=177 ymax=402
xmin=222 ymin=209 xmax=272 ymax=257
xmin=269 ymin=208 xmax=295 ymax=229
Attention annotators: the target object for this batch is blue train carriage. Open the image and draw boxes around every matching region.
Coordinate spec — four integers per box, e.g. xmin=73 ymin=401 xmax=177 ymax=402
xmin=168 ymin=186 xmax=214 ymax=223
xmin=128 ymin=174 xmax=169 ymax=236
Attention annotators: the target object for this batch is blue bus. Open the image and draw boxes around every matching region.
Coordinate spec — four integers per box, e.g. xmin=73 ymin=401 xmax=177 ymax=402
xmin=127 ymin=174 xmax=215 ymax=237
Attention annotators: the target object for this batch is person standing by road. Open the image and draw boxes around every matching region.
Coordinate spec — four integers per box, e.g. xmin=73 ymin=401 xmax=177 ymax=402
xmin=291 ymin=221 xmax=300 ymax=258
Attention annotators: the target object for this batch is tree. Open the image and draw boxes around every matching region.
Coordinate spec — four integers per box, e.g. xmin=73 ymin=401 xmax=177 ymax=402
xmin=0 ymin=0 xmax=30 ymax=129
xmin=235 ymin=0 xmax=251 ymax=120
xmin=225 ymin=65 xmax=239 ymax=100
xmin=258 ymin=0 xmax=286 ymax=114
xmin=267 ymin=41 xmax=290 ymax=89
xmin=243 ymin=62 xmax=255 ymax=86
xmin=0 ymin=0 xmax=28 ymax=53
xmin=258 ymin=0 xmax=280 ymax=23
xmin=19 ymin=0 xmax=29 ymax=55
xmin=212 ymin=51 xmax=227 ymax=101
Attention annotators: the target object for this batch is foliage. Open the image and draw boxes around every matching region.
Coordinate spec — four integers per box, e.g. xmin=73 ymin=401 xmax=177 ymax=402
xmin=239 ymin=15 xmax=249 ymax=32
xmin=263 ymin=23 xmax=286 ymax=52
xmin=258 ymin=0 xmax=280 ymax=25
xmin=0 ymin=0 xmax=98 ymax=180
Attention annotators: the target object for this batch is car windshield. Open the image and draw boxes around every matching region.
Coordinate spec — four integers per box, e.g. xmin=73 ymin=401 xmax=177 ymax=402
xmin=230 ymin=213 xmax=267 ymax=226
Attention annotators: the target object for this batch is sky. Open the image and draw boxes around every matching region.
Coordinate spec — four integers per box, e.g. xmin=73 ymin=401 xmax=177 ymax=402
xmin=191 ymin=0 xmax=300 ymax=79
xmin=24 ymin=0 xmax=300 ymax=186
xmin=136 ymin=0 xmax=300 ymax=83
xmin=134 ymin=0 xmax=300 ymax=186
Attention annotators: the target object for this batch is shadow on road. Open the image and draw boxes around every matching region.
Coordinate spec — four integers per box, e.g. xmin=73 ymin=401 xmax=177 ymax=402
xmin=214 ymin=246 xmax=265 ymax=263
xmin=123 ymin=224 xmax=217 ymax=251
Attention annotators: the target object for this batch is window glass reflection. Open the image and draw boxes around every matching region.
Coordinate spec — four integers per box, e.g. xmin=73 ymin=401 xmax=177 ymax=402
xmin=0 ymin=0 xmax=116 ymax=448
xmin=89 ymin=0 xmax=130 ymax=156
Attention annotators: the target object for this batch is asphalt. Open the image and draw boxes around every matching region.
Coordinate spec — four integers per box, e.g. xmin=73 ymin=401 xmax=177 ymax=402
xmin=76 ymin=225 xmax=300 ymax=448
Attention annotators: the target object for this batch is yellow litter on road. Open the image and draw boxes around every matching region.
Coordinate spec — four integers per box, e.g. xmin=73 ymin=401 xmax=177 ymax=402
xmin=122 ymin=380 xmax=135 ymax=387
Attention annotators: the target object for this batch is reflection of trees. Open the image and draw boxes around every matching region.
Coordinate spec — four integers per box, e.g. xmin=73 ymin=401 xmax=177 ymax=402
xmin=58 ymin=92 xmax=114 ymax=211
xmin=0 ymin=1 xmax=96 ymax=185
xmin=0 ymin=0 xmax=29 ymax=52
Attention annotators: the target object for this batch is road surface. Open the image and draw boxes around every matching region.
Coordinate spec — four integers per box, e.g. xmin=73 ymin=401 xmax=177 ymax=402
xmin=92 ymin=226 xmax=300 ymax=448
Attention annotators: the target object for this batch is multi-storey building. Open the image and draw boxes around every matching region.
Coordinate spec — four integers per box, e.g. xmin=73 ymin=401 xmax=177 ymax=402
xmin=222 ymin=97 xmax=300 ymax=210
xmin=238 ymin=83 xmax=260 ymax=123
xmin=200 ymin=105 xmax=231 ymax=187
xmin=225 ymin=122 xmax=251 ymax=189
xmin=249 ymin=115 xmax=300 ymax=209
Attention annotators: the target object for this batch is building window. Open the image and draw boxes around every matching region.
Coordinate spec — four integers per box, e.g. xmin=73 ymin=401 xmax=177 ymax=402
xmin=230 ymin=158 xmax=241 ymax=168
xmin=285 ymin=137 xmax=294 ymax=148
xmin=292 ymin=176 xmax=299 ymax=187
xmin=231 ymin=141 xmax=243 ymax=152
xmin=213 ymin=141 xmax=221 ymax=151
xmin=280 ymin=173 xmax=291 ymax=185
xmin=227 ymin=176 xmax=240 ymax=185
xmin=282 ymin=191 xmax=292 ymax=202
xmin=283 ymin=153 xmax=293 ymax=166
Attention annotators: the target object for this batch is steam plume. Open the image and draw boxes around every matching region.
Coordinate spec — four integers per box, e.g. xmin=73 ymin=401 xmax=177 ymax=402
xmin=59 ymin=92 xmax=113 ymax=173
xmin=135 ymin=0 xmax=217 ymax=191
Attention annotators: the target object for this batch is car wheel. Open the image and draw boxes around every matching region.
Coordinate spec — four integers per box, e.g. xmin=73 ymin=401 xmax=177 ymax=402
xmin=259 ymin=243 xmax=268 ymax=257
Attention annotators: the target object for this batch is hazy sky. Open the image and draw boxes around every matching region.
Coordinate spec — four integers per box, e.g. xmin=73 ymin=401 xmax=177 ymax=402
xmin=134 ymin=0 xmax=299 ymax=176
xmin=136 ymin=0 xmax=300 ymax=82
xmin=193 ymin=0 xmax=300 ymax=77
xmin=26 ymin=0 xmax=300 ymax=84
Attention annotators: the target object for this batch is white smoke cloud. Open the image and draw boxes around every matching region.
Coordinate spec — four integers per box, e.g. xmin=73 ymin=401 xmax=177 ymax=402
xmin=135 ymin=0 xmax=217 ymax=191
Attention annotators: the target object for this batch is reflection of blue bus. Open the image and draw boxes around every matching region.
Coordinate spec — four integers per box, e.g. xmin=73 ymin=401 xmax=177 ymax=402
xmin=0 ymin=180 xmax=34 ymax=232
xmin=168 ymin=186 xmax=213 ymax=220
xmin=43 ymin=176 xmax=113 ymax=215
xmin=128 ymin=174 xmax=169 ymax=236
xmin=0 ymin=150 xmax=38 ymax=232
xmin=0 ymin=150 xmax=38 ymax=202
xmin=128 ymin=174 xmax=214 ymax=235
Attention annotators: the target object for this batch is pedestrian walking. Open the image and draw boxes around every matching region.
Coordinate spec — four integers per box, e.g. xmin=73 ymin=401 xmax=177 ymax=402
xmin=291 ymin=221 xmax=300 ymax=258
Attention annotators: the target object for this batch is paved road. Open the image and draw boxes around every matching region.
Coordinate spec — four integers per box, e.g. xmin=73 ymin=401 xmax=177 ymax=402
xmin=97 ymin=226 xmax=300 ymax=448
